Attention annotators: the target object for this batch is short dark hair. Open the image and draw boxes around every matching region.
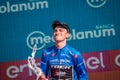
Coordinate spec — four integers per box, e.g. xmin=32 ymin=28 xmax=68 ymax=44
xmin=52 ymin=20 xmax=70 ymax=33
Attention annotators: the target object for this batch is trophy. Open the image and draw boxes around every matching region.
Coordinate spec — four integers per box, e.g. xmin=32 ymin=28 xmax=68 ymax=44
xmin=27 ymin=44 xmax=48 ymax=80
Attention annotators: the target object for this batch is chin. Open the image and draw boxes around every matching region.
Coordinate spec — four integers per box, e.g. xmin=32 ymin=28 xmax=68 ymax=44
xmin=54 ymin=39 xmax=62 ymax=42
xmin=55 ymin=39 xmax=61 ymax=42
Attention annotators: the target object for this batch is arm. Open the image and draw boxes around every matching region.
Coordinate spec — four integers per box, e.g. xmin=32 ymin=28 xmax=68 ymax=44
xmin=40 ymin=50 xmax=49 ymax=77
xmin=74 ymin=52 xmax=88 ymax=80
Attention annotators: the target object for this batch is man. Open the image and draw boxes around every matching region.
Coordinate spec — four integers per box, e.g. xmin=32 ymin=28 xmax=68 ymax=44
xmin=39 ymin=20 xmax=88 ymax=80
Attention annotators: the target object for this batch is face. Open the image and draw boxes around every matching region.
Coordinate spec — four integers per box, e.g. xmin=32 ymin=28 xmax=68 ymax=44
xmin=53 ymin=27 xmax=70 ymax=42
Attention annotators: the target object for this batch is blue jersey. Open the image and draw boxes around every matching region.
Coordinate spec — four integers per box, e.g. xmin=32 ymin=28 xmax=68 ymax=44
xmin=40 ymin=45 xmax=88 ymax=80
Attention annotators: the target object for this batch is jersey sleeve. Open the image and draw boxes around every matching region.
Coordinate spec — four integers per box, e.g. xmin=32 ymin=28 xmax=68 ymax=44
xmin=74 ymin=52 xmax=88 ymax=80
xmin=40 ymin=49 xmax=49 ymax=77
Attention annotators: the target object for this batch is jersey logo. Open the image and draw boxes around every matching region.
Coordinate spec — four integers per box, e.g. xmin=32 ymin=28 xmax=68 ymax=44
xmin=50 ymin=65 xmax=73 ymax=80
xmin=52 ymin=53 xmax=55 ymax=57
xmin=74 ymin=54 xmax=78 ymax=58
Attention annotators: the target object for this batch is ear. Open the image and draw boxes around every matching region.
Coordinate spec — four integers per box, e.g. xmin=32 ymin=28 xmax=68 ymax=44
xmin=66 ymin=33 xmax=70 ymax=38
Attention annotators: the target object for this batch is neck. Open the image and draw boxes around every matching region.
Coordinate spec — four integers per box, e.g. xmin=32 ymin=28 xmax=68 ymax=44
xmin=55 ymin=40 xmax=66 ymax=49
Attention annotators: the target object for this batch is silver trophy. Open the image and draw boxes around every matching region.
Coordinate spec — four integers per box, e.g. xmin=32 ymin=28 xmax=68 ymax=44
xmin=28 ymin=44 xmax=47 ymax=80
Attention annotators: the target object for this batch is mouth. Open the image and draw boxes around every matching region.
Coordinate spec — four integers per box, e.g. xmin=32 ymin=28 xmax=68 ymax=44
xmin=54 ymin=35 xmax=61 ymax=39
xmin=54 ymin=36 xmax=60 ymax=38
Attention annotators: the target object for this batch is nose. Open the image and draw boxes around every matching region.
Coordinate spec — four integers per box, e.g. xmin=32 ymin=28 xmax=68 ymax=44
xmin=54 ymin=30 xmax=61 ymax=36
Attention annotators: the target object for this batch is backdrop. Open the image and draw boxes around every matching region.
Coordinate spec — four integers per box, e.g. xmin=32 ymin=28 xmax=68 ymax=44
xmin=0 ymin=0 xmax=120 ymax=80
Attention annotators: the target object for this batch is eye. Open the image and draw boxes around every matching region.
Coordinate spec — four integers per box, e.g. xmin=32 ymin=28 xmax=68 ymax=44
xmin=59 ymin=29 xmax=63 ymax=32
xmin=54 ymin=29 xmax=58 ymax=32
xmin=59 ymin=29 xmax=65 ymax=32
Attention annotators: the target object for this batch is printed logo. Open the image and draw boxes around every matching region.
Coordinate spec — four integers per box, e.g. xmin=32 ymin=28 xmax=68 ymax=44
xmin=50 ymin=65 xmax=72 ymax=79
xmin=27 ymin=24 xmax=115 ymax=50
xmin=0 ymin=0 xmax=49 ymax=14
xmin=87 ymin=0 xmax=107 ymax=8
xmin=52 ymin=53 xmax=55 ymax=57
xmin=74 ymin=54 xmax=78 ymax=58
xmin=27 ymin=31 xmax=46 ymax=50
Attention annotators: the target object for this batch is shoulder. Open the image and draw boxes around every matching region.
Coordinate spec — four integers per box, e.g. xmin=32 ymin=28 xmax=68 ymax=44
xmin=66 ymin=45 xmax=80 ymax=54
xmin=42 ymin=45 xmax=55 ymax=55
xmin=65 ymin=45 xmax=83 ymax=58
xmin=66 ymin=45 xmax=84 ymax=63
xmin=43 ymin=45 xmax=55 ymax=51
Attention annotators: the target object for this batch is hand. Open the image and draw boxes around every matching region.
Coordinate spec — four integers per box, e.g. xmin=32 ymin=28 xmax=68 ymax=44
xmin=38 ymin=73 xmax=48 ymax=80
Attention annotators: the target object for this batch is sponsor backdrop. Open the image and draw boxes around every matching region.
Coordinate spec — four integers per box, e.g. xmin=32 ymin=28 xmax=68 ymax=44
xmin=0 ymin=0 xmax=120 ymax=80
